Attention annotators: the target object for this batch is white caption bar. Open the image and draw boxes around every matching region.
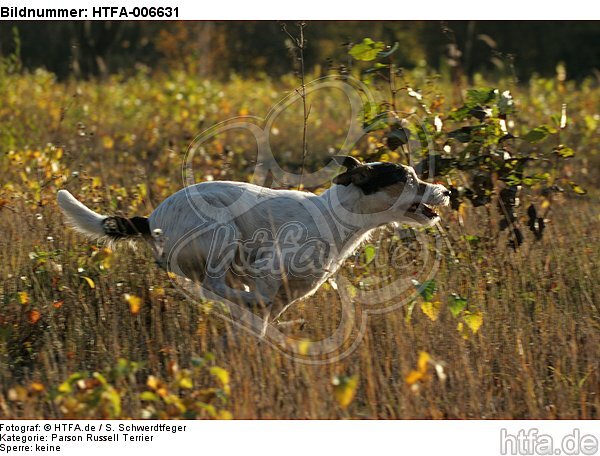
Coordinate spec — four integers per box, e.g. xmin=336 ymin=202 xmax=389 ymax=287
xmin=0 ymin=420 xmax=599 ymax=456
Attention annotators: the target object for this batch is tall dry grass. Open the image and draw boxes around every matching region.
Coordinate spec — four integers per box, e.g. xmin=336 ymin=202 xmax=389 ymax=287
xmin=0 ymin=66 xmax=598 ymax=418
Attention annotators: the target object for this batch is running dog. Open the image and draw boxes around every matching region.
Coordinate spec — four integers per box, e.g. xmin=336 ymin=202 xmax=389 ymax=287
xmin=57 ymin=155 xmax=450 ymax=319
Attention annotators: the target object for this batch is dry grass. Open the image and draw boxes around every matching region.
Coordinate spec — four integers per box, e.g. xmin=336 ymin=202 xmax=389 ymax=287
xmin=0 ymin=67 xmax=598 ymax=419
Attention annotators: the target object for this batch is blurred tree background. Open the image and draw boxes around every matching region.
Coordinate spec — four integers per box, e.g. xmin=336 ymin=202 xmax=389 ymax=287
xmin=1 ymin=21 xmax=599 ymax=80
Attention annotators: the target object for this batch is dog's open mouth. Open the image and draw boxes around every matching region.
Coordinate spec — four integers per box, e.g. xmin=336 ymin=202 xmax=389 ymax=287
xmin=408 ymin=202 xmax=440 ymax=219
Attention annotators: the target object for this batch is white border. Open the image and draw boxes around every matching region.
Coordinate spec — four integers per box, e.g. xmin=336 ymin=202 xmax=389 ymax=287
xmin=2 ymin=0 xmax=600 ymax=20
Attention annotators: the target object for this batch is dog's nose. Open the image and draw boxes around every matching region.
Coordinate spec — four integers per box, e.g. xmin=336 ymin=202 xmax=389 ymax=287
xmin=443 ymin=190 xmax=451 ymax=197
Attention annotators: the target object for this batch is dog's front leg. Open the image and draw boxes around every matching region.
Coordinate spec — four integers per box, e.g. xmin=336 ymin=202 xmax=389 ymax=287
xmin=202 ymin=274 xmax=272 ymax=309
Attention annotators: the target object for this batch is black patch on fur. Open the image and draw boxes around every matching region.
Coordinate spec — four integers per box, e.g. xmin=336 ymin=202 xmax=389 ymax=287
xmin=102 ymin=216 xmax=150 ymax=239
xmin=335 ymin=162 xmax=409 ymax=195
xmin=331 ymin=155 xmax=361 ymax=170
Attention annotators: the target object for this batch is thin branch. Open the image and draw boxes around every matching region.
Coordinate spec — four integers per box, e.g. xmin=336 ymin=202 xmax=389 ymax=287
xmin=281 ymin=21 xmax=309 ymax=190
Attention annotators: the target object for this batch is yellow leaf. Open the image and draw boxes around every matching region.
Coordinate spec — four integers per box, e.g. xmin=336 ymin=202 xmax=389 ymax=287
xmin=417 ymin=351 xmax=431 ymax=372
xmin=406 ymin=351 xmax=432 ymax=386
xmin=30 ymin=382 xmax=45 ymax=392
xmin=82 ymin=276 xmax=95 ymax=289
xmin=97 ymin=247 xmax=114 ymax=270
xmin=139 ymin=391 xmax=159 ymax=401
xmin=102 ymin=136 xmax=114 ymax=150
xmin=210 ymin=366 xmax=230 ymax=385
xmin=457 ymin=321 xmax=470 ymax=340
xmin=332 ymin=375 xmax=359 ymax=409
xmin=124 ymin=293 xmax=142 ymax=314
xmin=405 ymin=370 xmax=425 ymax=386
xmin=179 ymin=377 xmax=193 ymax=389
xmin=151 ymin=287 xmax=165 ymax=297
xmin=199 ymin=403 xmax=216 ymax=417
xmin=420 ymin=301 xmax=442 ymax=321
xmin=18 ymin=291 xmax=29 ymax=305
xmin=146 ymin=375 xmax=159 ymax=390
xmin=57 ymin=380 xmax=72 ymax=394
xmin=297 ymin=339 xmax=311 ymax=356
xmin=463 ymin=310 xmax=483 ymax=334
xmin=217 ymin=410 xmax=233 ymax=420
xmin=157 ymin=387 xmax=168 ymax=398
xmin=137 ymin=183 xmax=148 ymax=199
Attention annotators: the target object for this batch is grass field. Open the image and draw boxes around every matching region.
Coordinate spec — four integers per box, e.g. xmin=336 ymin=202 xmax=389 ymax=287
xmin=0 ymin=64 xmax=598 ymax=419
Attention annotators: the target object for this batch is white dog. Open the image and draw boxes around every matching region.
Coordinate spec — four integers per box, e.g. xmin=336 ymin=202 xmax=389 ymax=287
xmin=58 ymin=155 xmax=449 ymax=319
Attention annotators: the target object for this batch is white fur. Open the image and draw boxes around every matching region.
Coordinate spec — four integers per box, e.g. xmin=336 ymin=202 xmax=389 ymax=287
xmin=58 ymin=163 xmax=449 ymax=320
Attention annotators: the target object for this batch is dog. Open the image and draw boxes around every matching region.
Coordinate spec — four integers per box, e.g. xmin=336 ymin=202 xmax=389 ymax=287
xmin=57 ymin=155 xmax=449 ymax=320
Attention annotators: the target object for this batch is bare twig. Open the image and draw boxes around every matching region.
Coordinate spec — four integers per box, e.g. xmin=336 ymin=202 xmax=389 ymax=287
xmin=281 ymin=22 xmax=309 ymax=190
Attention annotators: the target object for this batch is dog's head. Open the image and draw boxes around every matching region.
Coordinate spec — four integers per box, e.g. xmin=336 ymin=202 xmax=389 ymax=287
xmin=331 ymin=155 xmax=450 ymax=226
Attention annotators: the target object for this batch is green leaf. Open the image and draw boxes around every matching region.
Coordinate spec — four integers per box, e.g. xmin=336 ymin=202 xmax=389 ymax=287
xmin=522 ymin=173 xmax=550 ymax=186
xmin=448 ymin=293 xmax=467 ymax=317
xmin=93 ymin=372 xmax=108 ymax=386
xmin=363 ymin=244 xmax=376 ymax=265
xmin=349 ymin=38 xmax=385 ymax=61
xmin=521 ymin=125 xmax=556 ymax=143
xmin=448 ymin=105 xmax=472 ymax=121
xmin=203 ymin=352 xmax=215 ymax=362
xmin=362 ymin=102 xmax=388 ymax=131
xmin=503 ymin=173 xmax=522 ymax=186
xmin=466 ymin=88 xmax=497 ymax=106
xmin=448 ymin=126 xmax=482 ymax=143
xmin=554 ymin=145 xmax=574 ymax=158
xmin=57 ymin=372 xmax=85 ymax=393
xmin=463 ymin=235 xmax=480 ymax=245
xmin=412 ymin=279 xmax=436 ymax=301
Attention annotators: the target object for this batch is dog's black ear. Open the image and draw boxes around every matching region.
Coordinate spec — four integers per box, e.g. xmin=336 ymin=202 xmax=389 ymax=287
xmin=332 ymin=155 xmax=364 ymax=186
xmin=332 ymin=155 xmax=361 ymax=170
xmin=333 ymin=164 xmax=373 ymax=186
xmin=333 ymin=173 xmax=352 ymax=185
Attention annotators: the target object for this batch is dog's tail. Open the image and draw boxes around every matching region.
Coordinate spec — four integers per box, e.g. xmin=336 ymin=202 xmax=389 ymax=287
xmin=57 ymin=190 xmax=150 ymax=242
